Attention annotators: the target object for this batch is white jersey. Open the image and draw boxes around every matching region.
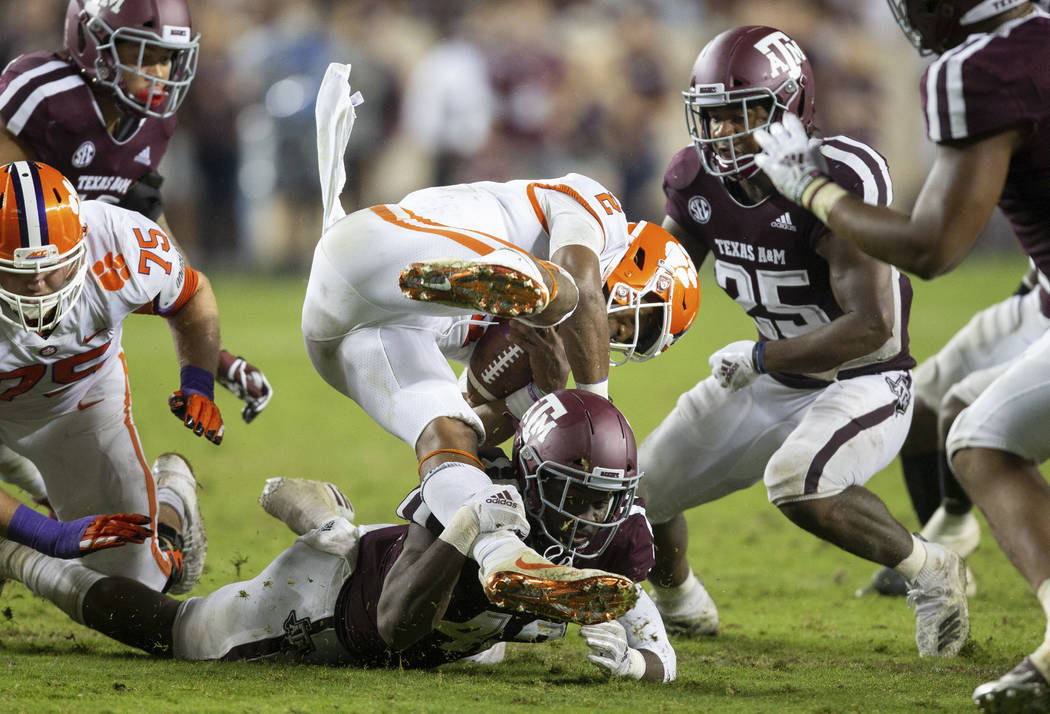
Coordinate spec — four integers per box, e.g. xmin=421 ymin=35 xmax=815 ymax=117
xmin=302 ymin=173 xmax=632 ymax=447
xmin=0 ymin=201 xmax=194 ymax=421
xmin=400 ymin=175 xmax=632 ymax=354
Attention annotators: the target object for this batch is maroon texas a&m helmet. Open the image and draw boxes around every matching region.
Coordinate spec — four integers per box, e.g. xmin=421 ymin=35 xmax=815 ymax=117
xmin=64 ymin=0 xmax=199 ymax=118
xmin=683 ymin=25 xmax=815 ymax=179
xmin=887 ymin=0 xmax=1030 ymax=55
xmin=513 ymin=390 xmax=640 ymax=563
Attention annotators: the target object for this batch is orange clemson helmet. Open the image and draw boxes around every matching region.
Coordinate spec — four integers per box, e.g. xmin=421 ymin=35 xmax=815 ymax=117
xmin=605 ymin=221 xmax=700 ymax=365
xmin=0 ymin=161 xmax=88 ymax=332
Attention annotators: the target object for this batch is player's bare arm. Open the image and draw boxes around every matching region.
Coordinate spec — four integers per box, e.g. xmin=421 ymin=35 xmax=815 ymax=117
xmin=165 ymin=271 xmax=221 ymax=375
xmin=164 ymin=271 xmax=224 ymax=444
xmin=826 ymin=128 xmax=1022 ymax=278
xmin=550 ymin=243 xmax=609 ymax=388
xmin=762 ymin=234 xmax=896 ymax=375
xmin=376 ymin=523 xmax=464 ymax=650
xmin=756 ymin=114 xmax=1024 ymax=279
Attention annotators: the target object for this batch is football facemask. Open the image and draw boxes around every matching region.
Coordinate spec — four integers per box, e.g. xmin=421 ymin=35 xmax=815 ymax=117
xmin=0 ymin=162 xmax=88 ymax=333
xmin=606 ymin=221 xmax=700 ymax=365
xmin=514 ymin=390 xmax=641 ymax=563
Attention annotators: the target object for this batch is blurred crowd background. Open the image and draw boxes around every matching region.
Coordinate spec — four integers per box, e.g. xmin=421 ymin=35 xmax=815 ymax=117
xmin=1 ymin=0 xmax=1023 ymax=274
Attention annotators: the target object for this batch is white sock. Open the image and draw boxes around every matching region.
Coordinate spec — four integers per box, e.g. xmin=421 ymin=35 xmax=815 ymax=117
xmin=894 ymin=534 xmax=928 ymax=582
xmin=157 ymin=487 xmax=186 ymax=527
xmin=471 ymin=530 xmax=532 ymax=573
xmin=655 ymin=568 xmax=698 ymax=597
xmin=420 ymin=461 xmax=492 ymax=526
xmin=0 ymin=539 xmax=103 ymax=625
xmin=1030 ymin=579 xmax=1050 ymax=676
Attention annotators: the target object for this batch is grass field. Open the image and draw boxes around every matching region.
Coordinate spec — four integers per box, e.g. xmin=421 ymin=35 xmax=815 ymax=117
xmin=1 ymin=255 xmax=1044 ymax=713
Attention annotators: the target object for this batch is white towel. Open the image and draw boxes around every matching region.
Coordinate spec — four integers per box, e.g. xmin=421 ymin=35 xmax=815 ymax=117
xmin=315 ymin=62 xmax=364 ymax=232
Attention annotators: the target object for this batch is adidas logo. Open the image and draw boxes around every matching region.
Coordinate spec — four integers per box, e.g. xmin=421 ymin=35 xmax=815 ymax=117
xmin=770 ymin=211 xmax=796 ymax=231
xmin=134 ymin=146 xmax=151 ymax=165
xmin=485 ymin=490 xmax=517 ymax=508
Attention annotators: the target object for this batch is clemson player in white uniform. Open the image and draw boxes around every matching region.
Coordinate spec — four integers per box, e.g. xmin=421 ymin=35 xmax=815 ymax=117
xmin=301 ymin=64 xmax=700 ymax=624
xmin=0 ymin=161 xmax=222 ymax=593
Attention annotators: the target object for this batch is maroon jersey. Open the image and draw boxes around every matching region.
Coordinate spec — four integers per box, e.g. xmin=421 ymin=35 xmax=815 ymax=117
xmin=920 ymin=9 xmax=1050 ymax=287
xmin=0 ymin=52 xmax=174 ymax=202
xmin=333 ymin=503 xmax=654 ymax=669
xmin=664 ymin=138 xmax=915 ymax=386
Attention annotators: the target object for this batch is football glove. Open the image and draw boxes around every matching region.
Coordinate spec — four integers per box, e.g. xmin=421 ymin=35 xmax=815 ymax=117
xmin=579 ymin=620 xmax=646 ymax=680
xmin=753 ymin=113 xmax=829 ymax=204
xmin=169 ymin=391 xmax=225 ymax=444
xmin=709 ymin=340 xmax=763 ymax=392
xmin=8 ymin=505 xmax=152 ymax=559
xmin=217 ymin=349 xmax=273 ymax=423
xmin=468 ymin=484 xmax=530 ymax=538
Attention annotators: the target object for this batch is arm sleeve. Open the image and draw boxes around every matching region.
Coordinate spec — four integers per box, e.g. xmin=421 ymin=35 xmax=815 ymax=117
xmin=545 ymin=190 xmax=606 ymax=258
xmin=619 ymin=586 xmax=676 ymax=682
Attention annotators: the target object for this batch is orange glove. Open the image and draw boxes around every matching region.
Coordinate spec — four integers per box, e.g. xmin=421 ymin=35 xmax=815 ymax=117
xmin=79 ymin=513 xmax=153 ymax=554
xmin=169 ymin=390 xmax=225 ymax=444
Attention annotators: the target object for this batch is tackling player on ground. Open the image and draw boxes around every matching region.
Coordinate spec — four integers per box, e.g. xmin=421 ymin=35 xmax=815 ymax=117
xmin=753 ymin=1 xmax=1050 ymax=708
xmin=0 ymin=391 xmax=676 ymax=682
xmin=637 ymin=25 xmax=969 ymax=659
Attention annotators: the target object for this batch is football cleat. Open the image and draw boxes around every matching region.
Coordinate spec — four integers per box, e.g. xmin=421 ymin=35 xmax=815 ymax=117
xmin=153 ymin=453 xmax=206 ymax=596
xmin=907 ymin=542 xmax=969 ymax=657
xmin=258 ymin=477 xmax=355 ymax=535
xmin=399 ymin=248 xmax=550 ymax=319
xmin=973 ymin=657 xmax=1050 ymax=713
xmin=480 ymin=551 xmax=638 ymax=625
xmin=650 ymin=573 xmax=719 ymax=636
xmin=860 ymin=508 xmax=980 ymax=598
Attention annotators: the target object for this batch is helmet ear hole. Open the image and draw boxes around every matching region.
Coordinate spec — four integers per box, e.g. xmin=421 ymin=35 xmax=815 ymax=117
xmin=632 ymin=247 xmax=646 ymax=269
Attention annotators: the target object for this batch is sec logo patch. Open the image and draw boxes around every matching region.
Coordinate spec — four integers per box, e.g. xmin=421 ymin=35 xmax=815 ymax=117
xmin=72 ymin=141 xmax=96 ymax=168
xmin=688 ymin=195 xmax=711 ymax=224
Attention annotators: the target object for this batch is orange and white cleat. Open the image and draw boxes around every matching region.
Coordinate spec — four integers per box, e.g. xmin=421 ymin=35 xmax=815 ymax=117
xmin=480 ymin=551 xmax=638 ymax=625
xmin=399 ymin=248 xmax=551 ymax=319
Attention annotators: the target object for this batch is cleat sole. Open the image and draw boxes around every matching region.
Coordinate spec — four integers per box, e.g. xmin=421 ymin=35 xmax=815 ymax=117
xmin=399 ymin=261 xmax=546 ymax=318
xmin=483 ymin=571 xmax=638 ymax=625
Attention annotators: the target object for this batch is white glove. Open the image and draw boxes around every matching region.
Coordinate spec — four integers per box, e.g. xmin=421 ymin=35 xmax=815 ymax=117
xmin=708 ymin=340 xmax=761 ymax=392
xmin=579 ymin=621 xmax=646 ymax=680
xmin=468 ymin=484 xmax=530 ymax=538
xmin=752 ymin=113 xmax=829 ymax=204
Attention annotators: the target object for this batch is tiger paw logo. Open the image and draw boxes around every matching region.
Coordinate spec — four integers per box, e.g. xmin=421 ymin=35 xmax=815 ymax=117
xmin=93 ymin=253 xmax=130 ymax=291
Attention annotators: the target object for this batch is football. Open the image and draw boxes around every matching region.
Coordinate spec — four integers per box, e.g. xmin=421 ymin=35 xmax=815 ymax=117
xmin=466 ymin=318 xmax=533 ymax=403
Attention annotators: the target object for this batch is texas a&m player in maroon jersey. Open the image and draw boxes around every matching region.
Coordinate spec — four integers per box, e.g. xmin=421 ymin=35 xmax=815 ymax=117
xmin=636 ymin=25 xmax=970 ymax=659
xmin=0 ymin=391 xmax=676 ymax=683
xmin=0 ymin=0 xmax=271 ymax=424
xmin=754 ymin=1 xmax=1050 ymax=707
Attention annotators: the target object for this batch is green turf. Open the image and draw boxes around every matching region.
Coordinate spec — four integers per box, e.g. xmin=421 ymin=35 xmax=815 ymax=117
xmin=1 ymin=255 xmax=1043 ymax=713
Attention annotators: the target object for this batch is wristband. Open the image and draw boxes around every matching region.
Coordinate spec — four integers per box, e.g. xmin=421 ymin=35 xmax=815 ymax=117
xmin=437 ymin=504 xmax=482 ymax=557
xmin=8 ymin=504 xmax=68 ymax=557
xmin=180 ymin=364 xmax=215 ymax=400
xmin=623 ymin=648 xmax=647 ymax=680
xmin=800 ymin=176 xmax=849 ymax=224
xmin=505 ymin=382 xmax=546 ymax=419
xmin=752 ymin=341 xmax=767 ymax=374
xmin=576 ymin=378 xmax=609 ymax=400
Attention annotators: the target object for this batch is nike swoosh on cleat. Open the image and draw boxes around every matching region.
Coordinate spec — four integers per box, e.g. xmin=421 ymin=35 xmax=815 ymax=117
xmin=77 ymin=398 xmax=103 ymax=410
xmin=513 ymin=556 xmax=555 ymax=570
